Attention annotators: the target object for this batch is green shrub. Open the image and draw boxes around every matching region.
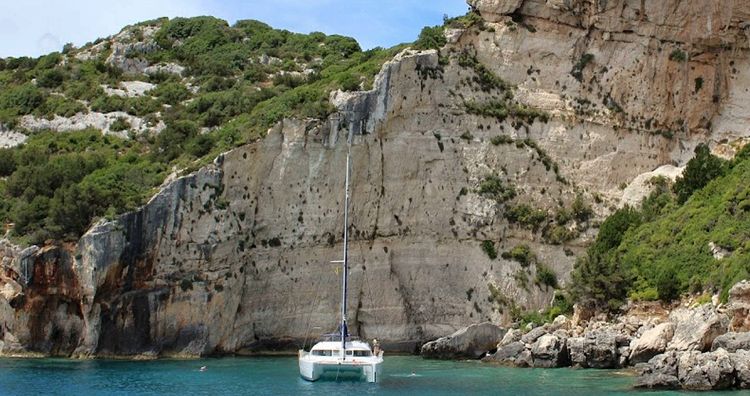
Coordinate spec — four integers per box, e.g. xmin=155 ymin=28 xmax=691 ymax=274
xmin=154 ymin=120 xmax=199 ymax=160
xmin=0 ymin=83 xmax=46 ymax=115
xmin=0 ymin=149 xmax=17 ymax=177
xmin=694 ymin=77 xmax=704 ymax=93
xmin=571 ymin=53 xmax=594 ymax=82
xmin=477 ymin=174 xmax=516 ymax=203
xmin=34 ymin=95 xmax=86 ymax=118
xmin=543 ymin=224 xmax=578 ymax=245
xmin=536 ymin=264 xmax=558 ymax=289
xmin=502 ymin=244 xmax=535 ymax=266
xmin=655 ymin=267 xmax=679 ymax=301
xmin=36 ymin=69 xmax=65 ymax=88
xmin=337 ymin=72 xmax=360 ymax=92
xmin=490 ymin=135 xmax=514 ymax=145
xmin=669 ymin=49 xmax=687 ymax=62
xmin=568 ymin=206 xmax=641 ymax=310
xmin=505 ymin=204 xmax=547 ymax=231
xmin=673 ymin=144 xmax=726 ymax=204
xmin=629 ymin=287 xmax=659 ymax=302
xmin=149 ymin=82 xmax=191 ymax=105
xmin=571 ymin=193 xmax=592 ymax=222
xmin=186 ymin=133 xmax=214 ymax=157
xmin=90 ymin=94 xmax=126 ymax=113
xmin=481 ymin=240 xmax=497 ymax=259
xmin=110 ymin=117 xmax=130 ymax=132
xmin=414 ymin=25 xmax=446 ymax=50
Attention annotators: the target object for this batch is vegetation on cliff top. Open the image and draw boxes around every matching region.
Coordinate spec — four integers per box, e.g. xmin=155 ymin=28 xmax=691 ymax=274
xmin=0 ymin=17 xmax=401 ymax=243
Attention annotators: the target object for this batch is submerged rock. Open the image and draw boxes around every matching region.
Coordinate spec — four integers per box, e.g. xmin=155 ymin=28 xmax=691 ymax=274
xmin=421 ymin=322 xmax=506 ymax=359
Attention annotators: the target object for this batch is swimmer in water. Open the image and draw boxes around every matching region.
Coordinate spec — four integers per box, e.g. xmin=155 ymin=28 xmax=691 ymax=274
xmin=410 ymin=370 xmax=416 ymax=376
xmin=200 ymin=366 xmax=207 ymax=372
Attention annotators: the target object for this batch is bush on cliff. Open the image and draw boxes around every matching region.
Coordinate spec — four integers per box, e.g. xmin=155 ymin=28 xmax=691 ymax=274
xmin=570 ymin=145 xmax=750 ymax=309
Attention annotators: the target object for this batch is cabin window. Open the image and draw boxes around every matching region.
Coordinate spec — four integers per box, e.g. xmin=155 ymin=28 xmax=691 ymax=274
xmin=312 ymin=350 xmax=334 ymax=356
xmin=353 ymin=350 xmax=371 ymax=357
xmin=346 ymin=351 xmax=353 ymax=356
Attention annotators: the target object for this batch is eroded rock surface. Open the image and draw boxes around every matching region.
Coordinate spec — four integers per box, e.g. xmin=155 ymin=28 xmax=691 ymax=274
xmin=629 ymin=322 xmax=674 ymax=364
xmin=729 ymin=281 xmax=750 ymax=331
xmin=667 ymin=305 xmax=727 ymax=352
xmin=421 ymin=322 xmax=506 ymax=359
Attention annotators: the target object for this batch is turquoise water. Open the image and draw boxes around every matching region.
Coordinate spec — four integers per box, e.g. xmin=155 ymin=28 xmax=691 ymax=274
xmin=1 ymin=356 xmax=749 ymax=395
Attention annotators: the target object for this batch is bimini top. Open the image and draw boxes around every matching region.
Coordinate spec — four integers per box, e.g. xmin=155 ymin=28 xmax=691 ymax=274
xmin=309 ymin=339 xmax=374 ymax=356
xmin=318 ymin=333 xmax=360 ymax=342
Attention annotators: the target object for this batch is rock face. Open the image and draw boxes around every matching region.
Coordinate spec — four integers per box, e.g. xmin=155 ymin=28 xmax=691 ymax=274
xmin=18 ymin=112 xmax=165 ymax=138
xmin=531 ymin=334 xmax=569 ymax=367
xmin=667 ymin=305 xmax=727 ymax=352
xmin=677 ymin=349 xmax=736 ymax=390
xmin=634 ymin=351 xmax=681 ymax=389
xmin=638 ymin=348 xmax=745 ymax=390
xmin=3 ymin=0 xmax=750 ymax=357
xmin=733 ymin=350 xmax=750 ymax=388
xmin=421 ymin=322 xmax=506 ymax=359
xmin=485 ymin=341 xmax=526 ymax=365
xmin=568 ymin=332 xmax=619 ymax=369
xmin=711 ymin=332 xmax=750 ymax=353
xmin=729 ymin=281 xmax=750 ymax=331
xmin=629 ymin=322 xmax=674 ymax=364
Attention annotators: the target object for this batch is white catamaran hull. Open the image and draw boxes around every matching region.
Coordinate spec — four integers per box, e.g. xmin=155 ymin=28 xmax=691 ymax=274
xmin=299 ymin=354 xmax=382 ymax=382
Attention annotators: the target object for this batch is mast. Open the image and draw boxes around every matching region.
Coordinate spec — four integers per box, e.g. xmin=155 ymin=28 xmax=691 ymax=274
xmin=340 ymin=132 xmax=352 ymax=357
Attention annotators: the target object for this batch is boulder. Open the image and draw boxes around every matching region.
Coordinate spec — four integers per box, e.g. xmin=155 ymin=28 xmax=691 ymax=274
xmin=568 ymin=330 xmax=619 ymax=368
xmin=571 ymin=304 xmax=595 ymax=327
xmin=629 ymin=322 xmax=674 ymax=364
xmin=712 ymin=332 xmax=750 ymax=352
xmin=550 ymin=315 xmax=571 ymax=331
xmin=617 ymin=346 xmax=630 ymax=367
xmin=421 ymin=322 xmax=506 ymax=359
xmin=515 ymin=348 xmax=534 ymax=367
xmin=531 ymin=334 xmax=569 ymax=368
xmin=728 ymin=280 xmax=750 ymax=331
xmin=667 ymin=305 xmax=727 ymax=352
xmin=484 ymin=341 xmax=526 ymax=365
xmin=677 ymin=349 xmax=735 ymax=390
xmin=521 ymin=325 xmax=548 ymax=344
xmin=467 ymin=0 xmax=523 ymax=22
xmin=634 ymin=351 xmax=680 ymax=389
xmin=497 ymin=328 xmax=521 ymax=348
xmin=731 ymin=350 xmax=750 ymax=389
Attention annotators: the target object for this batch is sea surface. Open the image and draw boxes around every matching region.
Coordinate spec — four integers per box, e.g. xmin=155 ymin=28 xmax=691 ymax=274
xmin=1 ymin=355 xmax=749 ymax=396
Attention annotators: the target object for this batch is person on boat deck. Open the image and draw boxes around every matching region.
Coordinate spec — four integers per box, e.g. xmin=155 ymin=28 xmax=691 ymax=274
xmin=373 ymin=339 xmax=381 ymax=355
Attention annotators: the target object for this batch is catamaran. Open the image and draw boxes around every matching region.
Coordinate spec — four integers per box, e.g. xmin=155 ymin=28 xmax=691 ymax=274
xmin=298 ymin=135 xmax=384 ymax=383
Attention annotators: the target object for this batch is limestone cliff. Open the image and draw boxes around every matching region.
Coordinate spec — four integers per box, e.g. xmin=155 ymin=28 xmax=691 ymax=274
xmin=2 ymin=0 xmax=750 ymax=357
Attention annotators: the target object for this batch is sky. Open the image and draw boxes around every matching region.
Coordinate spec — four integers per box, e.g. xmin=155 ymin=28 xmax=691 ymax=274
xmin=0 ymin=0 xmax=469 ymax=58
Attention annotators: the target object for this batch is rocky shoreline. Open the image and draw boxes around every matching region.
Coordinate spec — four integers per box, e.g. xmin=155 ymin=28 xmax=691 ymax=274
xmin=421 ymin=281 xmax=750 ymax=391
